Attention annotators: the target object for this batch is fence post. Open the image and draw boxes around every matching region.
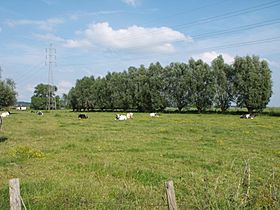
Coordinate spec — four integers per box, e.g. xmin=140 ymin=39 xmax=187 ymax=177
xmin=9 ymin=178 xmax=21 ymax=210
xmin=0 ymin=116 xmax=2 ymax=130
xmin=165 ymin=180 xmax=177 ymax=210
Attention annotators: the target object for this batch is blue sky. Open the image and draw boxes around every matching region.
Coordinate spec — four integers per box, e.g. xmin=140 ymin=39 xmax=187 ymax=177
xmin=0 ymin=0 xmax=280 ymax=106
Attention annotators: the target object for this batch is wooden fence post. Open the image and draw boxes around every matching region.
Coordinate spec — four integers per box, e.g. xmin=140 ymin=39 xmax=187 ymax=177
xmin=165 ymin=180 xmax=177 ymax=210
xmin=9 ymin=178 xmax=21 ymax=210
xmin=0 ymin=116 xmax=3 ymax=130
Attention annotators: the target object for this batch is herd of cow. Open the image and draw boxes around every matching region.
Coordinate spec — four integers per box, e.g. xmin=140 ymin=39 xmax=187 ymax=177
xmin=78 ymin=112 xmax=160 ymax=121
xmin=0 ymin=109 xmax=256 ymax=131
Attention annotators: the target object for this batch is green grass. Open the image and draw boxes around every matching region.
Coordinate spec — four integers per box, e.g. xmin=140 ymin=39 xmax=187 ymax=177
xmin=0 ymin=110 xmax=279 ymax=209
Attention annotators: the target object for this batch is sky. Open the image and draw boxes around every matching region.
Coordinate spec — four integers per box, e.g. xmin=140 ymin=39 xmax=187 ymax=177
xmin=0 ymin=0 xmax=279 ymax=106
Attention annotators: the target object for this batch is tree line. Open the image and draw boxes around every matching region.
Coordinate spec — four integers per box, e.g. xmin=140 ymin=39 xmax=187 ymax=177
xmin=67 ymin=55 xmax=272 ymax=113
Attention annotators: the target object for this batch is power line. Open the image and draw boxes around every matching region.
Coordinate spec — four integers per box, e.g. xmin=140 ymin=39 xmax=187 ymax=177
xmin=191 ymin=18 xmax=280 ymax=39
xmin=187 ymin=35 xmax=280 ymax=53
xmin=140 ymin=0 xmax=230 ymax=26
xmin=56 ymin=35 xmax=280 ymax=68
xmin=174 ymin=0 xmax=280 ymax=29
xmin=1 ymin=1 xmax=279 ymax=62
xmin=111 ymin=0 xmax=280 ymax=44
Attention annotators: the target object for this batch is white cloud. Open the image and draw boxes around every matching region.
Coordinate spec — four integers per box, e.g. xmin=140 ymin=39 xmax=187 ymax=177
xmin=192 ymin=51 xmax=235 ymax=64
xmin=122 ymin=0 xmax=139 ymax=7
xmin=64 ymin=22 xmax=191 ymax=54
xmin=57 ymin=80 xmax=73 ymax=95
xmin=34 ymin=33 xmax=65 ymax=42
xmin=5 ymin=18 xmax=64 ymax=31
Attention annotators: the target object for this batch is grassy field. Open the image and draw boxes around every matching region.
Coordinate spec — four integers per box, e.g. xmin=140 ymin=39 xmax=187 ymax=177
xmin=0 ymin=110 xmax=279 ymax=209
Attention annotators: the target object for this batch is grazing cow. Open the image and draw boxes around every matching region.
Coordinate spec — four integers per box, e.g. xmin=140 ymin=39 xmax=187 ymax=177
xmin=126 ymin=112 xmax=134 ymax=119
xmin=37 ymin=111 xmax=44 ymax=116
xmin=78 ymin=114 xmax=88 ymax=119
xmin=240 ymin=113 xmax=255 ymax=119
xmin=0 ymin=112 xmax=10 ymax=118
xmin=149 ymin=113 xmax=159 ymax=117
xmin=115 ymin=114 xmax=127 ymax=121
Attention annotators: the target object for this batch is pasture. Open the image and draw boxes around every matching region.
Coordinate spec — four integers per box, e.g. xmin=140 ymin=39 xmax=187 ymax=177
xmin=0 ymin=111 xmax=279 ymax=209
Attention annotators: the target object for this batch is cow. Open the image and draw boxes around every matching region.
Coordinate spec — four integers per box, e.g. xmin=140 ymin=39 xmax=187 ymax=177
xmin=149 ymin=113 xmax=159 ymax=117
xmin=115 ymin=114 xmax=127 ymax=121
xmin=126 ymin=112 xmax=134 ymax=119
xmin=37 ymin=111 xmax=44 ymax=116
xmin=78 ymin=114 xmax=88 ymax=119
xmin=240 ymin=113 xmax=255 ymax=119
xmin=0 ymin=112 xmax=10 ymax=118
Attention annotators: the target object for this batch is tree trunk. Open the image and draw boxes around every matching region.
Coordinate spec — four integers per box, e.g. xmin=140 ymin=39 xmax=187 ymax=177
xmin=247 ymin=107 xmax=253 ymax=114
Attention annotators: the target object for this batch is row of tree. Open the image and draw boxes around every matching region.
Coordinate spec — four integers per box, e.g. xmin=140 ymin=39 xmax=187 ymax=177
xmin=67 ymin=55 xmax=272 ymax=113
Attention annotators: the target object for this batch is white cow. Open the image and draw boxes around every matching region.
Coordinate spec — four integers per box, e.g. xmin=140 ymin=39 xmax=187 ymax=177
xmin=149 ymin=113 xmax=159 ymax=117
xmin=126 ymin=112 xmax=134 ymax=119
xmin=0 ymin=112 xmax=10 ymax=118
xmin=115 ymin=114 xmax=127 ymax=121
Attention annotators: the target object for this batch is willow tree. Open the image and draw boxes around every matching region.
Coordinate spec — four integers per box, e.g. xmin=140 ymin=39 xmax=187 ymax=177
xmin=212 ymin=55 xmax=234 ymax=112
xmin=233 ymin=55 xmax=272 ymax=113
xmin=164 ymin=62 xmax=191 ymax=112
xmin=189 ymin=59 xmax=215 ymax=113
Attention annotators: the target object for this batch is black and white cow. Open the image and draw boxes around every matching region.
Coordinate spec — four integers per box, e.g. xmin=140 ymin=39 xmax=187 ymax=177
xmin=37 ymin=111 xmax=44 ymax=116
xmin=78 ymin=114 xmax=88 ymax=119
xmin=240 ymin=113 xmax=255 ymax=119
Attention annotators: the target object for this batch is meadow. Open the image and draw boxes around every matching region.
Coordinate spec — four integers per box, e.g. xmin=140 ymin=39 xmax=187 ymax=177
xmin=0 ymin=110 xmax=279 ymax=209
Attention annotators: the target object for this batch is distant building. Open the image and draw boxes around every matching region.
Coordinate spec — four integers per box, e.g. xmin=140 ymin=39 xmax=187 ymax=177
xmin=16 ymin=106 xmax=27 ymax=111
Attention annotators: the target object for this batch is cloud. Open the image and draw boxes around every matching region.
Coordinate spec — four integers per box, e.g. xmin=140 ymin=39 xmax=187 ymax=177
xmin=5 ymin=18 xmax=64 ymax=31
xmin=34 ymin=33 xmax=65 ymax=42
xmin=192 ymin=51 xmax=235 ymax=64
xmin=122 ymin=0 xmax=139 ymax=7
xmin=64 ymin=22 xmax=191 ymax=54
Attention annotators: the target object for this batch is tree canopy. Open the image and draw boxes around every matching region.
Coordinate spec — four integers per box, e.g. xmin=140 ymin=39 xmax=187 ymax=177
xmin=0 ymin=79 xmax=17 ymax=109
xmin=31 ymin=83 xmax=59 ymax=110
xmin=66 ymin=55 xmax=273 ymax=113
xmin=233 ymin=55 xmax=272 ymax=113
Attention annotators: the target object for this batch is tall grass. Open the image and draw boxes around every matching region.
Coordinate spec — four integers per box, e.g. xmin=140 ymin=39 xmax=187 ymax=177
xmin=0 ymin=110 xmax=279 ymax=209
